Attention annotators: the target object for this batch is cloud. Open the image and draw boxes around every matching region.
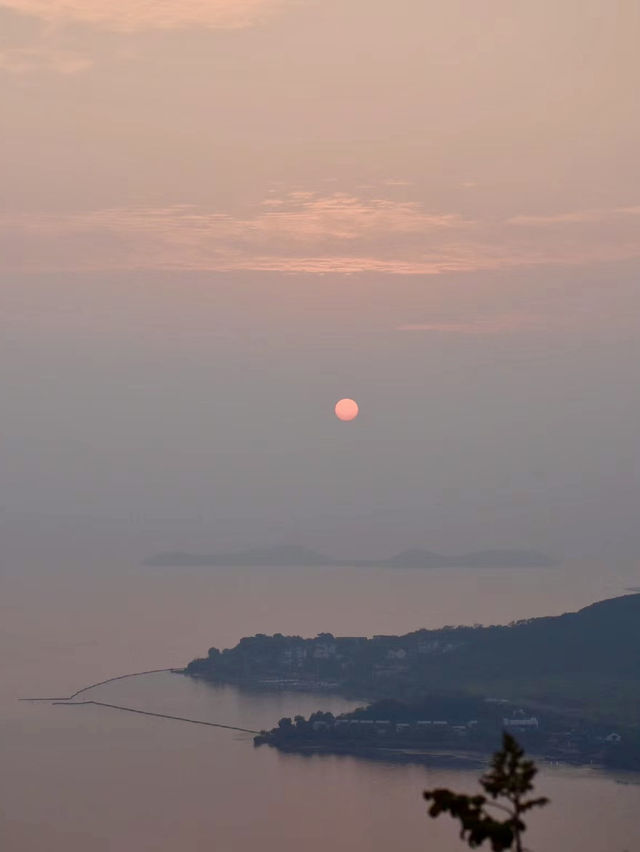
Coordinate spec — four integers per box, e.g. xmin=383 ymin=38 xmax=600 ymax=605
xmin=396 ymin=313 xmax=540 ymax=335
xmin=2 ymin=192 xmax=639 ymax=275
xmin=0 ymin=43 xmax=92 ymax=73
xmin=0 ymin=194 xmax=476 ymax=274
xmin=507 ymin=206 xmax=640 ymax=226
xmin=0 ymin=0 xmax=292 ymax=31
xmin=0 ymin=0 xmax=293 ymax=75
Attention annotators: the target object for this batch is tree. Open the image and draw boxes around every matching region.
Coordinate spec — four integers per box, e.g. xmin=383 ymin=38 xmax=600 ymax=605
xmin=423 ymin=733 xmax=548 ymax=852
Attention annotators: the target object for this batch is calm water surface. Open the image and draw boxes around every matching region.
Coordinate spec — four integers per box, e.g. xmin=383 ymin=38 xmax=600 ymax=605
xmin=1 ymin=559 xmax=639 ymax=851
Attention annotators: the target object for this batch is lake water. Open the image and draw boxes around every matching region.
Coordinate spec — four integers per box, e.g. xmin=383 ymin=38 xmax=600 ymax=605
xmin=2 ymin=558 xmax=639 ymax=851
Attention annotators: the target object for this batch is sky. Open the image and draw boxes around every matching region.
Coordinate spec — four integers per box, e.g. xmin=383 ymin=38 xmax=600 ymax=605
xmin=1 ymin=0 xmax=639 ymax=560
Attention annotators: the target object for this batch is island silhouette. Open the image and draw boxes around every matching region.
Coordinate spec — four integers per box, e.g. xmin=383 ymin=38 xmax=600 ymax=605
xmin=144 ymin=545 xmax=556 ymax=568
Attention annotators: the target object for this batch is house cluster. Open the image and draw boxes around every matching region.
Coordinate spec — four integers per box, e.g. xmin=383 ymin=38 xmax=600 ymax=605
xmin=190 ymin=629 xmax=474 ymax=688
xmin=503 ymin=716 xmax=540 ymax=730
xmin=279 ymin=635 xmax=366 ymax=667
xmin=372 ymin=634 xmax=461 ymax=656
xmin=309 ymin=717 xmax=481 ymax=739
xmin=273 ymin=632 xmax=463 ymax=678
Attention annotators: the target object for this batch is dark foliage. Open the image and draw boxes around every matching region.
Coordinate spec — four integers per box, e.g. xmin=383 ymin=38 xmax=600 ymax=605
xmin=424 ymin=733 xmax=548 ymax=851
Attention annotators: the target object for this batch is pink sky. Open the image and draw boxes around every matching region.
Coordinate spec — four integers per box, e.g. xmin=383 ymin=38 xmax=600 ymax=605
xmin=1 ymin=0 xmax=638 ymax=287
xmin=1 ymin=0 xmax=639 ymax=557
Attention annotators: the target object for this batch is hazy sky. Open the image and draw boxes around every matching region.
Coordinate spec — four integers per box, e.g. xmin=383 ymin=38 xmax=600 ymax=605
xmin=1 ymin=0 xmax=639 ymax=559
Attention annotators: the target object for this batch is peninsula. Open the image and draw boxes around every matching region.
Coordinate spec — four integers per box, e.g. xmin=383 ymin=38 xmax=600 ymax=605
xmin=183 ymin=594 xmax=640 ymax=769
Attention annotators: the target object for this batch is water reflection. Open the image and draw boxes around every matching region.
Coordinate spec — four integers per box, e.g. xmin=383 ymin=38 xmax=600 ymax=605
xmin=1 ymin=561 xmax=639 ymax=851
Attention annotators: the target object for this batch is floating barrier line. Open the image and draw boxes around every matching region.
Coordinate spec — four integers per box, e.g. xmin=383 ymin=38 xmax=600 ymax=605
xmin=19 ymin=668 xmax=258 ymax=733
xmin=19 ymin=668 xmax=175 ymax=702
xmin=53 ymin=700 xmax=259 ymax=733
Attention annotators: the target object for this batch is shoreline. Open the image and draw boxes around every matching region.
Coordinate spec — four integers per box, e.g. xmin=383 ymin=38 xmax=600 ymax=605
xmin=23 ymin=668 xmax=640 ymax=776
xmin=183 ymin=671 xmax=640 ymax=773
xmin=255 ymin=739 xmax=490 ymax=769
xmin=253 ymin=736 xmax=637 ymax=774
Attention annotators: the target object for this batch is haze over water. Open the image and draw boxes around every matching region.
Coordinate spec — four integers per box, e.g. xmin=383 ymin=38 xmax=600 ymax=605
xmin=2 ymin=556 xmax=639 ymax=852
xmin=2 ymin=0 xmax=640 ymax=847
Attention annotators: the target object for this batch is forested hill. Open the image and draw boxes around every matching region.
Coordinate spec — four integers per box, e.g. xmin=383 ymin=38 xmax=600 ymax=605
xmin=185 ymin=594 xmax=640 ymax=724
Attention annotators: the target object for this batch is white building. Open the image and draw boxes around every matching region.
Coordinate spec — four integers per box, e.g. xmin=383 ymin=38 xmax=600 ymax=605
xmin=313 ymin=642 xmax=337 ymax=659
xmin=503 ymin=717 xmax=539 ymax=729
xmin=386 ymin=649 xmax=407 ymax=660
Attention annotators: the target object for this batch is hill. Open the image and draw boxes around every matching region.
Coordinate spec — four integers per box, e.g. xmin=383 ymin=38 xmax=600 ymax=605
xmin=144 ymin=545 xmax=333 ymax=567
xmin=185 ymin=594 xmax=640 ymax=725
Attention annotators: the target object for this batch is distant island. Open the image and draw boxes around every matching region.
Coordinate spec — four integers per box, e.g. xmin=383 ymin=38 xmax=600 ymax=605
xmin=145 ymin=545 xmax=556 ymax=568
xmin=182 ymin=593 xmax=640 ymax=770
xmin=144 ymin=545 xmax=331 ymax=567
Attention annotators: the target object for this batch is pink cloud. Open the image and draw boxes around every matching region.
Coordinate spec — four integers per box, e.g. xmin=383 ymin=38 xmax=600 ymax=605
xmin=0 ymin=0 xmax=292 ymax=31
xmin=396 ymin=313 xmax=541 ymax=335
xmin=2 ymin=193 xmax=639 ymax=275
xmin=507 ymin=206 xmax=640 ymax=226
xmin=0 ymin=44 xmax=92 ymax=73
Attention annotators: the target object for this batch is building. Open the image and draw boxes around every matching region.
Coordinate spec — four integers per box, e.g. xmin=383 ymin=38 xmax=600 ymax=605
xmin=386 ymin=648 xmax=407 ymax=660
xmin=503 ymin=717 xmax=539 ymax=730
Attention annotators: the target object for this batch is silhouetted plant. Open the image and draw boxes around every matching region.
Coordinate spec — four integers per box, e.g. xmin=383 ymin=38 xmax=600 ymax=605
xmin=424 ymin=733 xmax=548 ymax=852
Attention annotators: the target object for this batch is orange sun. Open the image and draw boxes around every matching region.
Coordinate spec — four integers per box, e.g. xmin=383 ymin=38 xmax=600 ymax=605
xmin=334 ymin=398 xmax=359 ymax=421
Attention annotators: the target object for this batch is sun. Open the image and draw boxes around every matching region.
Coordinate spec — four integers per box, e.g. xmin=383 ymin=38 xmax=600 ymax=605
xmin=334 ymin=398 xmax=359 ymax=421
